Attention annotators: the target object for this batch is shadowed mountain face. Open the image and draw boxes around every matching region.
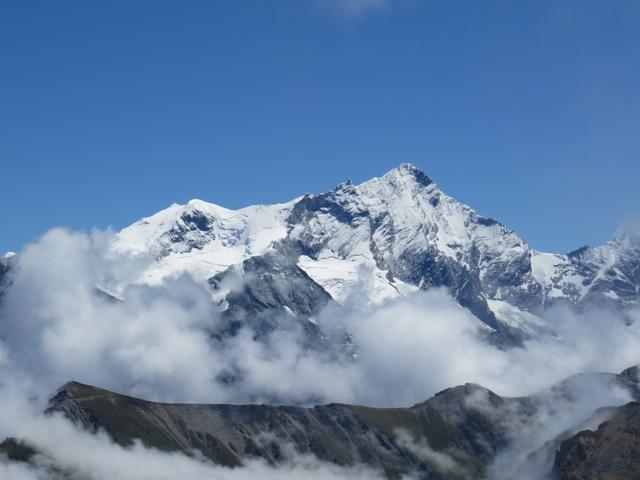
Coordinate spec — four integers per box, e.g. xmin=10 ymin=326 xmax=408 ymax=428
xmin=208 ymin=248 xmax=333 ymax=341
xmin=0 ymin=257 xmax=9 ymax=291
xmin=554 ymin=401 xmax=640 ymax=480
xmin=6 ymin=367 xmax=629 ymax=480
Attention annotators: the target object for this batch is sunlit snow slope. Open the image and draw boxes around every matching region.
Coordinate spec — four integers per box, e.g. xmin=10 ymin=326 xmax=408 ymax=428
xmin=112 ymin=164 xmax=640 ymax=340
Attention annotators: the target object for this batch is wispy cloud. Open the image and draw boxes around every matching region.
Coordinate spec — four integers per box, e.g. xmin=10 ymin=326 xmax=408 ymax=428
xmin=322 ymin=0 xmax=392 ymax=17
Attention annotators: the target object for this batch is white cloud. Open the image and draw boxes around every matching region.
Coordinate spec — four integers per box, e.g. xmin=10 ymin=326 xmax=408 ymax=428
xmin=322 ymin=0 xmax=392 ymax=17
xmin=394 ymin=429 xmax=461 ymax=475
xmin=0 ymin=226 xmax=639 ymax=478
xmin=2 ymin=227 xmax=640 ymax=407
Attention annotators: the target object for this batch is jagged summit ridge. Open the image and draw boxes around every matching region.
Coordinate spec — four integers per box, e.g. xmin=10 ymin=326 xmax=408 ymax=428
xmin=111 ymin=164 xmax=640 ymax=341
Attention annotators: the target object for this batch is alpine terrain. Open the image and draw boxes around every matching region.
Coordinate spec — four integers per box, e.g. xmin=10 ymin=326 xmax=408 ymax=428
xmin=105 ymin=164 xmax=640 ymax=344
xmin=1 ymin=165 xmax=640 ymax=480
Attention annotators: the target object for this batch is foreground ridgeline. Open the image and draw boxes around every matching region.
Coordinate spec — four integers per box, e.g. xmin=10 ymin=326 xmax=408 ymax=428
xmin=3 ymin=367 xmax=640 ymax=479
xmin=553 ymin=399 xmax=640 ymax=480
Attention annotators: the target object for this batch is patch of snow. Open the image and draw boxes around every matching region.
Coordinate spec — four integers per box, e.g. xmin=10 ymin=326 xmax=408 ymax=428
xmin=603 ymin=290 xmax=620 ymax=300
xmin=530 ymin=251 xmax=562 ymax=287
xmin=487 ymin=299 xmax=547 ymax=333
xmin=298 ymin=254 xmax=418 ymax=305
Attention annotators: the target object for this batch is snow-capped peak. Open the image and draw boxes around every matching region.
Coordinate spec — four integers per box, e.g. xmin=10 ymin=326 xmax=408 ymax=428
xmin=110 ymin=164 xmax=640 ymax=337
xmin=382 ymin=162 xmax=434 ymax=186
xmin=113 ymin=197 xmax=298 ymax=284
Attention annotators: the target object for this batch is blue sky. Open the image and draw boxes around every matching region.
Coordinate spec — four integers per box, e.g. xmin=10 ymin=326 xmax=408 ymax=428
xmin=1 ymin=0 xmax=639 ymax=254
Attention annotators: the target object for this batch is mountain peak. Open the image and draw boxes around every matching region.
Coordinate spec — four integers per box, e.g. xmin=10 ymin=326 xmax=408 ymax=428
xmin=110 ymin=163 xmax=640 ymax=335
xmin=383 ymin=163 xmax=433 ymax=187
xmin=184 ymin=198 xmax=236 ymax=218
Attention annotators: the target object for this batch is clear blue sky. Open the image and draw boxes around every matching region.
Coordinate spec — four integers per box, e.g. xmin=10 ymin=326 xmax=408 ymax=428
xmin=1 ymin=0 xmax=639 ymax=254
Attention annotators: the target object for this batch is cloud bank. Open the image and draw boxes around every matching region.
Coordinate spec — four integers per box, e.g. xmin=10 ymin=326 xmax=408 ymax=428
xmin=0 ymin=227 xmax=638 ymax=478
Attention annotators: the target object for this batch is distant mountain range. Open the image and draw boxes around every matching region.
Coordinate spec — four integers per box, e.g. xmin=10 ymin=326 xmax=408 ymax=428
xmin=3 ymin=164 xmax=639 ymax=344
xmin=104 ymin=163 xmax=640 ymax=344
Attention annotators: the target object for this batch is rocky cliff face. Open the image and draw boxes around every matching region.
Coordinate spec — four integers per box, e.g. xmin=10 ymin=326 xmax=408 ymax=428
xmin=554 ymin=401 xmax=640 ymax=480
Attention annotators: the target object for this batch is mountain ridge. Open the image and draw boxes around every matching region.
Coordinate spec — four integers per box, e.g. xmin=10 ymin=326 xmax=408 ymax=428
xmin=1 ymin=164 xmax=638 ymax=344
xmin=3 ymin=366 xmax=638 ymax=480
xmin=105 ymin=164 xmax=640 ymax=343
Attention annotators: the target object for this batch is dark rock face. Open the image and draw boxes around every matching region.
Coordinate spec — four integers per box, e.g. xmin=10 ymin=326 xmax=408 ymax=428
xmin=553 ymin=402 xmax=640 ymax=480
xmin=209 ymin=248 xmax=332 ymax=340
xmin=0 ymin=438 xmax=39 ymax=463
xmin=164 ymin=209 xmax=221 ymax=252
xmin=0 ymin=257 xmax=10 ymax=287
xmin=0 ymin=257 xmax=11 ymax=304
xmin=392 ymin=248 xmax=496 ymax=325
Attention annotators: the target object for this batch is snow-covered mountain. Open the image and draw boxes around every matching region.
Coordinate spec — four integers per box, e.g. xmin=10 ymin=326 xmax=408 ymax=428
xmin=114 ymin=198 xmax=299 ymax=284
xmin=112 ymin=163 xmax=640 ymax=343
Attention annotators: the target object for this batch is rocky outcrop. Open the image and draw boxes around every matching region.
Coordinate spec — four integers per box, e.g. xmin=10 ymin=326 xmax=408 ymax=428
xmin=209 ymin=248 xmax=332 ymax=341
xmin=553 ymin=401 xmax=640 ymax=480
